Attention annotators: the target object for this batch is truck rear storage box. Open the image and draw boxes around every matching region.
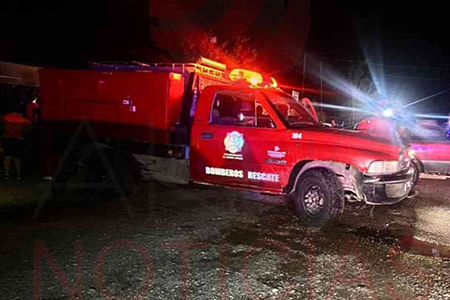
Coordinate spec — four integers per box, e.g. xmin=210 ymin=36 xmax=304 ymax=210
xmin=39 ymin=69 xmax=185 ymax=144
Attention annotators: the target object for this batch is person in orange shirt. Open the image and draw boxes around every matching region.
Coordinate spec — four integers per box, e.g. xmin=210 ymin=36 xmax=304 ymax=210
xmin=0 ymin=108 xmax=32 ymax=180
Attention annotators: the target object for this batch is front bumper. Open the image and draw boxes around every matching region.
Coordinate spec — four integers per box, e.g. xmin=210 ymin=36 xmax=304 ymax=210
xmin=362 ymin=167 xmax=414 ymax=205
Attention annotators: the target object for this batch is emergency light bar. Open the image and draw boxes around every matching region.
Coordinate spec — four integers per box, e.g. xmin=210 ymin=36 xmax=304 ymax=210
xmin=229 ymin=69 xmax=279 ymax=89
xmin=229 ymin=69 xmax=263 ymax=85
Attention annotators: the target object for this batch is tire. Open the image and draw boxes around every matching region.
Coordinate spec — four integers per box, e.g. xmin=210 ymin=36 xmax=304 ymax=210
xmin=293 ymin=168 xmax=344 ymax=226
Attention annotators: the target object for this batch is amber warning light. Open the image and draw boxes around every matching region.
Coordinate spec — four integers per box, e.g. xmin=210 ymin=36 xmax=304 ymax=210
xmin=229 ymin=69 xmax=262 ymax=85
xmin=169 ymin=73 xmax=182 ymax=80
xmin=228 ymin=69 xmax=279 ymax=89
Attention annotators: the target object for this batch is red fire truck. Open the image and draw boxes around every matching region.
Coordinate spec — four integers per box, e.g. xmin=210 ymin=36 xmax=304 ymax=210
xmin=39 ymin=58 xmax=414 ymax=226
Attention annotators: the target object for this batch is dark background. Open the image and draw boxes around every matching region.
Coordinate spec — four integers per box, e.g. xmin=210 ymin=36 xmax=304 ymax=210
xmin=1 ymin=0 xmax=449 ymax=115
xmin=308 ymin=0 xmax=450 ymax=116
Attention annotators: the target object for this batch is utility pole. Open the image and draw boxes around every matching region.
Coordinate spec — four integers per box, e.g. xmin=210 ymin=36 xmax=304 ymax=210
xmin=320 ymin=60 xmax=323 ymax=119
xmin=301 ymin=52 xmax=307 ymax=98
xmin=351 ymin=88 xmax=355 ymax=125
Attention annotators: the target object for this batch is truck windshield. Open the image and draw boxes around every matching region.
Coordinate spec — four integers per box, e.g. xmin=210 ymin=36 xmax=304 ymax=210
xmin=262 ymin=90 xmax=318 ymax=127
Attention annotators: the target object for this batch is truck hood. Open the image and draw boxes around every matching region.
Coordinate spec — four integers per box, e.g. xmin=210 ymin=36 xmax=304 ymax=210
xmin=292 ymin=127 xmax=402 ymax=155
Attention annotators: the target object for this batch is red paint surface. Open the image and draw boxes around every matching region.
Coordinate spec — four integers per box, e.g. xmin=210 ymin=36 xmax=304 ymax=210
xmin=40 ymin=70 xmax=403 ymax=194
xmin=411 ymin=141 xmax=450 ymax=161
xmin=190 ymin=85 xmax=402 ymax=193
xmin=39 ymin=69 xmax=184 ymax=144
xmin=357 ymin=117 xmax=450 ymax=163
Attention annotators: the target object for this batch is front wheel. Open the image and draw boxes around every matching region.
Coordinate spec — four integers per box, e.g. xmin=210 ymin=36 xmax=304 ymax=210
xmin=293 ymin=169 xmax=344 ymax=226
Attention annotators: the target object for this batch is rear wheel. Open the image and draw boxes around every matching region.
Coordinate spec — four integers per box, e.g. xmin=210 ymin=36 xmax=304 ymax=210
xmin=293 ymin=169 xmax=344 ymax=226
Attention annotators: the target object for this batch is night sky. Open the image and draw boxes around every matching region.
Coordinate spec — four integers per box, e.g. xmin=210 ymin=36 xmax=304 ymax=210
xmin=308 ymin=0 xmax=450 ymax=115
xmin=1 ymin=0 xmax=449 ymax=114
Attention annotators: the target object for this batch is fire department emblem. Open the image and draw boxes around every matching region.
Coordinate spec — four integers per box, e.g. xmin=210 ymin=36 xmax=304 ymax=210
xmin=224 ymin=131 xmax=244 ymax=154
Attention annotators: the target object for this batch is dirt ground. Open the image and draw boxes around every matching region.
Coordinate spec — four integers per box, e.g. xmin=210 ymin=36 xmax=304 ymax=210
xmin=0 ymin=176 xmax=449 ymax=300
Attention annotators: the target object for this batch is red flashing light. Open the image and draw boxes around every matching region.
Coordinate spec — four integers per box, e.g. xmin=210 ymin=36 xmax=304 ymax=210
xmin=228 ymin=68 xmax=279 ymax=89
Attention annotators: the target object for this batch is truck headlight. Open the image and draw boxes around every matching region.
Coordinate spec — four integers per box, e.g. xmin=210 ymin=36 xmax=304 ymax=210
xmin=399 ymin=146 xmax=413 ymax=170
xmin=367 ymin=161 xmax=399 ymax=175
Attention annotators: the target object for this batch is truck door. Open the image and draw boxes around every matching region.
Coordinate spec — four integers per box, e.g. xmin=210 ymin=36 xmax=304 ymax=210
xmin=190 ymin=88 xmax=289 ymax=193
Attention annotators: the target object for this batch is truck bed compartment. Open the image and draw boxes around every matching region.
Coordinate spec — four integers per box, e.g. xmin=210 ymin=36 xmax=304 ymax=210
xmin=39 ymin=69 xmax=185 ymax=144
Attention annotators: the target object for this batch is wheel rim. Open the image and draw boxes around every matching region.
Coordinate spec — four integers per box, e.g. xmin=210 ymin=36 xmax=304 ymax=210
xmin=303 ymin=184 xmax=325 ymax=216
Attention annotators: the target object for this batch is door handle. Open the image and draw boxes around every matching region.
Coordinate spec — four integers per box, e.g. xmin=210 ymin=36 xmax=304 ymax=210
xmin=201 ymin=132 xmax=214 ymax=140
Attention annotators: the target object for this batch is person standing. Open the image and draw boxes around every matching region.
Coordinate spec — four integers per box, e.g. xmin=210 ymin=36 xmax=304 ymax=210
xmin=0 ymin=109 xmax=32 ymax=180
xmin=26 ymin=91 xmax=40 ymax=126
